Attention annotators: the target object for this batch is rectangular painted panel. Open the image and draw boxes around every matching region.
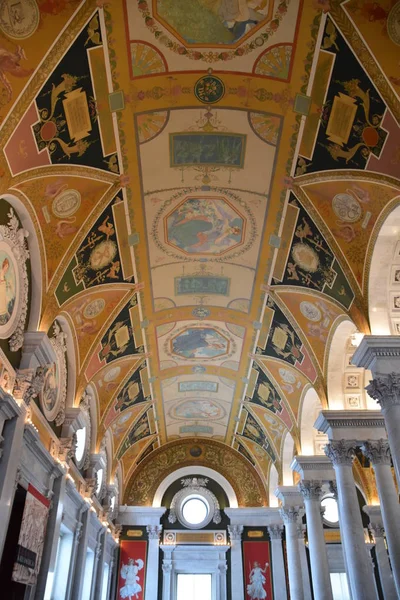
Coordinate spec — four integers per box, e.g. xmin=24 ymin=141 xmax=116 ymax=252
xmin=178 ymin=381 xmax=218 ymax=392
xmin=175 ymin=276 xmax=230 ymax=296
xmin=170 ymin=132 xmax=246 ymax=167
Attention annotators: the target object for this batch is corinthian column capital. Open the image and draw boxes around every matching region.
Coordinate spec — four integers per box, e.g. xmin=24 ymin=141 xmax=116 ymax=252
xmin=298 ymin=480 xmax=323 ymax=501
xmin=325 ymin=440 xmax=356 ymax=466
xmin=228 ymin=524 xmax=243 ymax=542
xmin=361 ymin=439 xmax=391 ymax=466
xmin=279 ymin=506 xmax=303 ymax=525
xmin=365 ymin=373 xmax=400 ymax=411
xmin=268 ymin=524 xmax=284 ymax=540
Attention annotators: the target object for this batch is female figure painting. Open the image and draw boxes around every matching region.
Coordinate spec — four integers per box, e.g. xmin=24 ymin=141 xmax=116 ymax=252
xmin=120 ymin=558 xmax=144 ymax=600
xmin=243 ymin=542 xmax=272 ymax=600
xmin=247 ymin=561 xmax=269 ymax=599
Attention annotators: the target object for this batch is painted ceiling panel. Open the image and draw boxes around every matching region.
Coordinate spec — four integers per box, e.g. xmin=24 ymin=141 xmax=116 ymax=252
xmin=1 ymin=0 xmax=399 ymax=497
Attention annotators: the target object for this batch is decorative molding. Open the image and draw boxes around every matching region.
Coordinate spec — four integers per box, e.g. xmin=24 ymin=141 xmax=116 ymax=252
xmin=361 ymin=440 xmax=391 ymax=467
xmin=368 ymin=523 xmax=385 ymax=540
xmin=0 ymin=208 xmax=29 ymax=351
xmin=168 ymin=479 xmax=221 ymax=528
xmin=13 ymin=367 xmax=45 ymax=406
xmin=325 ymin=440 xmax=356 ymax=466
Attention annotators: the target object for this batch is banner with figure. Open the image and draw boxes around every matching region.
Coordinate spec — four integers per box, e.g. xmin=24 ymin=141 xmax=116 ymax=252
xmin=12 ymin=484 xmax=50 ymax=586
xmin=118 ymin=540 xmax=147 ymax=600
xmin=243 ymin=541 xmax=273 ymax=600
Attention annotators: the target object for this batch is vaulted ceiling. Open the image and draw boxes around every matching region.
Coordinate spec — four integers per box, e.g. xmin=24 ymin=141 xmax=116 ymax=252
xmin=0 ymin=0 xmax=399 ymax=500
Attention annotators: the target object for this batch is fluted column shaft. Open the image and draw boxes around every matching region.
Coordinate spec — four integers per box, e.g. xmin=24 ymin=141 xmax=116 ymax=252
xmin=361 ymin=441 xmax=400 ymax=597
xmin=299 ymin=481 xmax=333 ymax=600
xmin=145 ymin=525 xmax=162 ymax=600
xmin=280 ymin=507 xmax=304 ymax=600
xmin=228 ymin=526 xmax=244 ymax=600
xmin=366 ymin=375 xmax=400 ymax=485
xmin=325 ymin=441 xmax=377 ymax=600
xmin=268 ymin=525 xmax=288 ymax=600
xmin=369 ymin=523 xmax=397 ymax=600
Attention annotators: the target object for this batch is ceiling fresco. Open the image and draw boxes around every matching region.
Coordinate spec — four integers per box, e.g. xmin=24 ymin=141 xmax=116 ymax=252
xmin=0 ymin=0 xmax=399 ymax=502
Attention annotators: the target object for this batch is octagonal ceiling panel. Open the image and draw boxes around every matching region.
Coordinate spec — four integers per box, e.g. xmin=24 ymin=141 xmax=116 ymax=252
xmin=157 ymin=320 xmax=243 ymax=368
xmin=124 ymin=0 xmax=303 ymax=72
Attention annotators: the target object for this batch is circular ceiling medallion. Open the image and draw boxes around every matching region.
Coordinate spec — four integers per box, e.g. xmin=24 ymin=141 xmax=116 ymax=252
xmin=387 ymin=2 xmax=400 ymax=45
xmin=83 ymin=298 xmax=105 ymax=319
xmin=291 ymin=243 xmax=319 ymax=272
xmin=52 ymin=189 xmax=81 ymax=218
xmin=103 ymin=365 xmax=121 ymax=382
xmin=0 ymin=0 xmax=39 ymax=39
xmin=194 ymin=75 xmax=225 ymax=104
xmin=332 ymin=193 xmax=362 ymax=223
xmin=300 ymin=301 xmax=321 ymax=322
xmin=189 ymin=445 xmax=203 ymax=457
xmin=89 ymin=240 xmax=117 ymax=270
xmin=278 ymin=367 xmax=296 ymax=384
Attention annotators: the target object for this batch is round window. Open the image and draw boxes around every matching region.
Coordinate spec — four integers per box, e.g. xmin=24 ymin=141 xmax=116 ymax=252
xmin=182 ymin=497 xmax=209 ymax=525
xmin=75 ymin=427 xmax=86 ymax=464
xmin=321 ymin=495 xmax=339 ymax=525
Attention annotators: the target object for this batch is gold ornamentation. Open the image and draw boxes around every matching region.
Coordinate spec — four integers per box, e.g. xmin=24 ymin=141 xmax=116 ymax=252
xmin=124 ymin=439 xmax=267 ymax=507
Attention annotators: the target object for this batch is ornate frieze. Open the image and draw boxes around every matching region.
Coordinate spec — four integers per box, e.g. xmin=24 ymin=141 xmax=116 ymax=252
xmin=325 ymin=440 xmax=356 ymax=466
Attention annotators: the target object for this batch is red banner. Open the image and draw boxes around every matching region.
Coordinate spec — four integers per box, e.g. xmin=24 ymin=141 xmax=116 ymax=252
xmin=117 ymin=540 xmax=147 ymax=600
xmin=243 ymin=541 xmax=273 ymax=600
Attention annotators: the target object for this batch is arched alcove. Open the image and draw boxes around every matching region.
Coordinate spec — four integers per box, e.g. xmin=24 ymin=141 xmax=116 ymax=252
xmin=299 ymin=387 xmax=323 ymax=455
xmin=368 ymin=202 xmax=400 ymax=335
xmin=281 ymin=431 xmax=295 ymax=485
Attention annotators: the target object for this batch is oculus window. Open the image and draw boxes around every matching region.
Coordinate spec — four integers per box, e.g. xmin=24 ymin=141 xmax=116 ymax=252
xmin=182 ymin=496 xmax=209 ymax=526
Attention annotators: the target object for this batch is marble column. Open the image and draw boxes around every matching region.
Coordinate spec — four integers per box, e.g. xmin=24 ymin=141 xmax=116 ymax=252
xmin=365 ymin=376 xmax=400 ymax=485
xmin=363 ymin=507 xmax=397 ymax=600
xmin=93 ymin=529 xmax=107 ymax=600
xmin=35 ymin=472 xmax=67 ymax=599
xmin=361 ymin=440 xmax=400 ymax=596
xmin=280 ymin=506 xmax=304 ymax=600
xmin=90 ymin=530 xmax=104 ymax=600
xmin=161 ymin=546 xmax=174 ymax=600
xmin=69 ymin=506 xmax=90 ymax=600
xmin=228 ymin=525 xmax=244 ymax=600
xmin=219 ymin=562 xmax=228 ymax=600
xmin=299 ymin=481 xmax=333 ymax=600
xmin=325 ymin=441 xmax=377 ymax=600
xmin=297 ymin=525 xmax=312 ymax=600
xmin=352 ymin=337 xmax=400 ymax=486
xmin=146 ymin=525 xmax=162 ymax=600
xmin=267 ymin=525 xmax=288 ymax=600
